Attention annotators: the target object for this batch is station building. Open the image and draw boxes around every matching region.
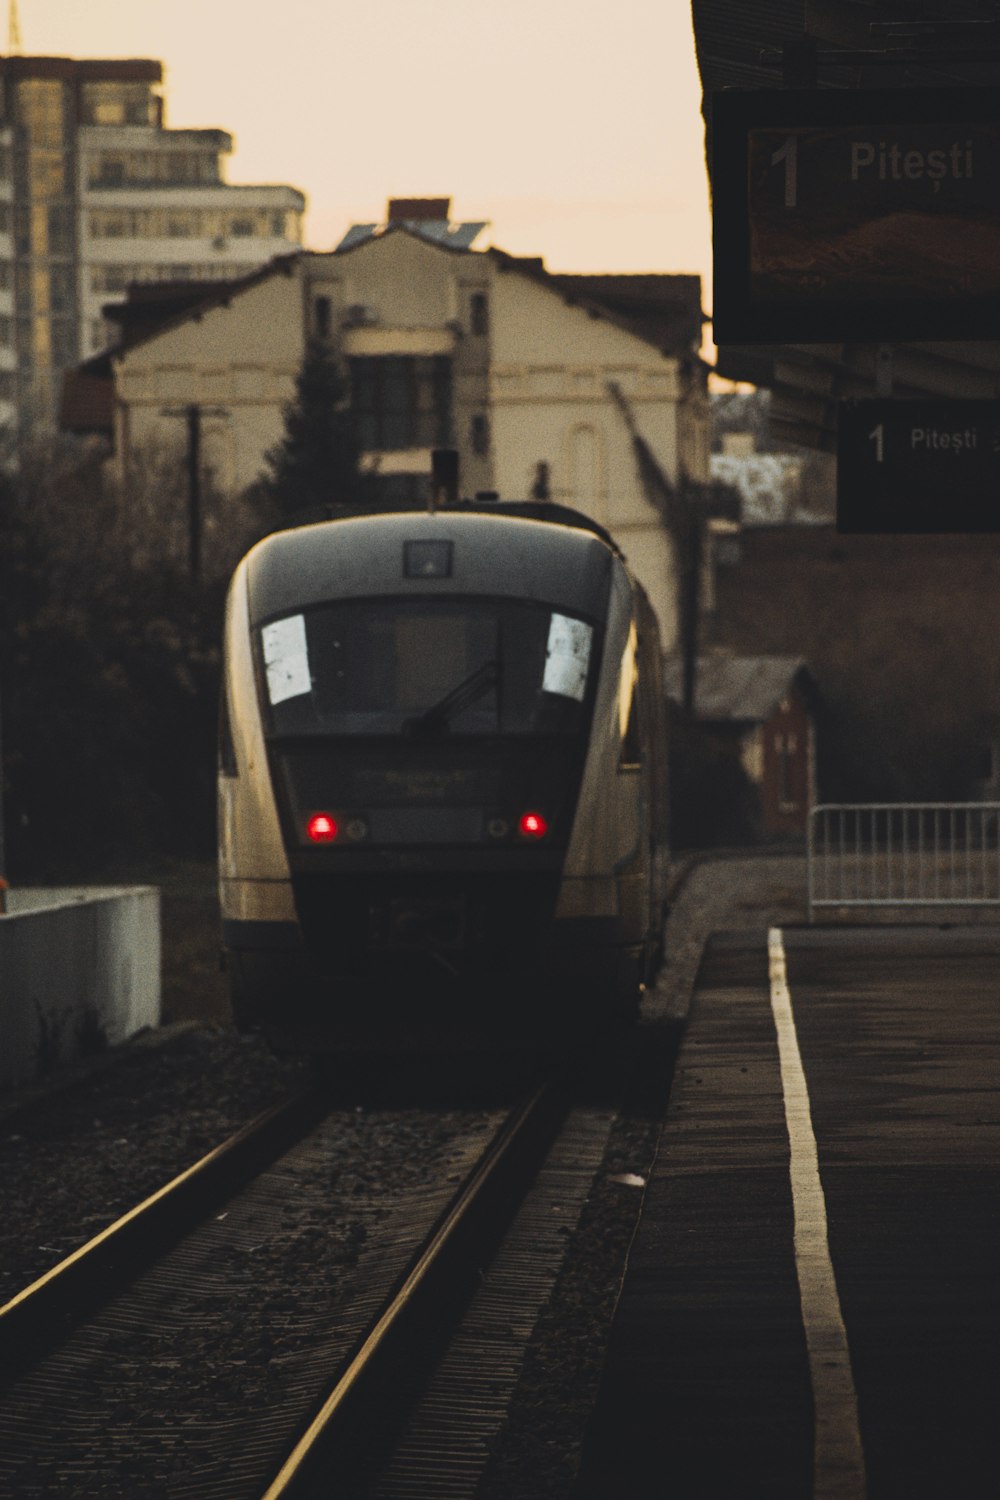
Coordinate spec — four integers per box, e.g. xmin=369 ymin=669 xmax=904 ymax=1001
xmin=63 ymin=199 xmax=710 ymax=651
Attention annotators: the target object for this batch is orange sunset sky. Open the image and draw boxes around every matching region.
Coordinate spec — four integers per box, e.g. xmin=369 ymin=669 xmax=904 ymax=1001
xmin=16 ymin=0 xmax=713 ymax=298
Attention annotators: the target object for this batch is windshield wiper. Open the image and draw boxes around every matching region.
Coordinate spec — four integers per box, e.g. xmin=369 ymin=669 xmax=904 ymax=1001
xmin=402 ymin=659 xmax=499 ymax=737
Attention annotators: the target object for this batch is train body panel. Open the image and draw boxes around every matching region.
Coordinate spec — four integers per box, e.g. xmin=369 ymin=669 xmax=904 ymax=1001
xmin=219 ymin=565 xmax=292 ymax=888
xmin=218 ymin=504 xmax=669 ymax=1050
xmin=557 ymin=564 xmax=641 ymax=905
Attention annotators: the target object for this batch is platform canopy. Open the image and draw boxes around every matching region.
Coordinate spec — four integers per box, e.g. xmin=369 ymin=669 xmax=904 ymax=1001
xmin=693 ymin=0 xmax=1000 ymax=451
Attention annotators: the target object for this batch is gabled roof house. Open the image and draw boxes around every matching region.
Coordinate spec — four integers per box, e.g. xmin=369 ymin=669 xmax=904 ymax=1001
xmin=62 ymin=199 xmax=710 ymax=649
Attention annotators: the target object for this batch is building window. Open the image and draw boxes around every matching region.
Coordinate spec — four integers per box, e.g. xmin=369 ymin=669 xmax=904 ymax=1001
xmin=49 ymin=264 xmax=74 ymax=312
xmin=52 ymin=319 xmax=78 ymax=369
xmin=16 ymin=79 xmax=66 ymax=148
xmin=16 ymin=319 xmax=33 ymax=368
xmin=314 ymin=295 xmax=332 ymax=340
xmin=87 ymin=149 xmax=221 ymax=188
xmin=97 ymin=156 xmax=126 ymax=185
xmin=89 ymin=210 xmax=132 ymax=239
xmin=48 ymin=205 xmax=74 ymax=255
xmin=531 ymin=461 xmax=551 ymax=500
xmin=470 ymin=291 xmax=489 ymax=335
xmin=349 ymin=356 xmax=451 ymax=450
xmin=91 ymin=264 xmax=130 ymax=293
xmin=13 ymin=204 xmax=31 ymax=256
xmin=80 ymin=81 xmax=158 ymax=128
xmin=87 ymin=204 xmax=298 ymax=244
xmin=470 ymin=413 xmax=489 ymax=455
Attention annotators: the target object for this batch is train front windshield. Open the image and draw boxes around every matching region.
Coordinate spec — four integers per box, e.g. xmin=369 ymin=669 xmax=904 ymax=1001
xmin=260 ymin=599 xmax=597 ymax=738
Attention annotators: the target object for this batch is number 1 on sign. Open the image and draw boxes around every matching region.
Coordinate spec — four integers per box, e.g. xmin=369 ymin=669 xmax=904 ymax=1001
xmin=771 ymin=135 xmax=798 ymax=209
xmin=869 ymin=423 xmax=884 ymax=463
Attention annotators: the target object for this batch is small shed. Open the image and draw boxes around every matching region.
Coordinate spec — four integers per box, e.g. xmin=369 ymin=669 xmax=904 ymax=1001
xmin=665 ymin=653 xmax=817 ymax=837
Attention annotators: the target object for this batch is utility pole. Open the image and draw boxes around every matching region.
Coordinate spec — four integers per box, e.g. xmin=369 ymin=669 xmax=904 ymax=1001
xmin=186 ymin=404 xmax=202 ymax=582
xmin=607 ymin=379 xmax=706 ymax=715
xmin=160 ymin=403 xmax=229 ymax=582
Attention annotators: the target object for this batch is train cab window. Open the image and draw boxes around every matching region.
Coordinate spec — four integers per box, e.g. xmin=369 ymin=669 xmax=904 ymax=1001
xmin=259 ymin=599 xmax=598 ymax=739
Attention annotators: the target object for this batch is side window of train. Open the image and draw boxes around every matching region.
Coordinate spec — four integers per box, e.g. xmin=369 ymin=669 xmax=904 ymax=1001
xmin=218 ymin=689 xmax=237 ymax=777
xmin=619 ymin=633 xmax=642 ymax=772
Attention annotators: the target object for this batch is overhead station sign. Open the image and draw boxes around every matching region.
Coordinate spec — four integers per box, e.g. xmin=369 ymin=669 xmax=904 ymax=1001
xmin=837 ymin=399 xmax=1000 ymax=533
xmin=713 ymin=88 xmax=1000 ymax=343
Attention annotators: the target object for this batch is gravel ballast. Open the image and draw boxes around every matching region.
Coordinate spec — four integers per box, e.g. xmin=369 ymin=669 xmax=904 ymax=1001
xmin=0 ymin=854 xmax=809 ymax=1493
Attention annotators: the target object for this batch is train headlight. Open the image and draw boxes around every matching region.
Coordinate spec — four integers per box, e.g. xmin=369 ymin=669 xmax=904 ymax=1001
xmin=518 ymin=811 xmax=548 ymax=840
xmin=307 ymin=813 xmax=339 ymax=843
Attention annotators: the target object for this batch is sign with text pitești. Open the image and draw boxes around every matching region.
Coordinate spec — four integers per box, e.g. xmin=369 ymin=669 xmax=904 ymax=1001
xmin=712 ymin=88 xmax=1000 ymax=344
xmin=837 ymin=400 xmax=1000 ymax=533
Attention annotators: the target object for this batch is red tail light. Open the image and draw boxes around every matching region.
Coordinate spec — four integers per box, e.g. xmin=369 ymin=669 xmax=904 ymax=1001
xmin=518 ymin=811 xmax=548 ymax=840
xmin=307 ymin=813 xmax=338 ymax=843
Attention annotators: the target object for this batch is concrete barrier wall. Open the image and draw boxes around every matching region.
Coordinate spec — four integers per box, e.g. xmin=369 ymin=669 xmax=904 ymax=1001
xmin=0 ymin=887 xmax=161 ymax=1091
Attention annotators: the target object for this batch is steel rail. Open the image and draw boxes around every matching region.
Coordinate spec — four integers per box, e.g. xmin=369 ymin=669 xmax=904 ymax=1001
xmin=262 ymin=1079 xmax=566 ymax=1499
xmin=0 ymin=1087 xmax=326 ymax=1384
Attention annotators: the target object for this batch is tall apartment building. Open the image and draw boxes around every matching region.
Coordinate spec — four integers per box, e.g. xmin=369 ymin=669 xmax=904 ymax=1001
xmin=0 ymin=55 xmax=304 ymax=432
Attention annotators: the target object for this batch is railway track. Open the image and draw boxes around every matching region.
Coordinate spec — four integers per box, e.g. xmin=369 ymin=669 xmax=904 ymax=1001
xmin=0 ymin=1070 xmax=570 ymax=1498
xmin=0 ymin=1088 xmax=327 ymax=1383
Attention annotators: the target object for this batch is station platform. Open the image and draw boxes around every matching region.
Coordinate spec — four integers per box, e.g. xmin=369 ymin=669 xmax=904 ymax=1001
xmin=576 ymin=924 xmax=1000 ymax=1499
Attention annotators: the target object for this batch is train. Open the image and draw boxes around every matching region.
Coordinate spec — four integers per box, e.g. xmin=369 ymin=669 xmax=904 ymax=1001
xmin=218 ymin=500 xmax=670 ymax=1052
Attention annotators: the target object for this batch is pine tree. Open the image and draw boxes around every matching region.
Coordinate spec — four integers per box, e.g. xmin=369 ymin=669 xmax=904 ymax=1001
xmin=262 ymin=340 xmax=371 ymax=518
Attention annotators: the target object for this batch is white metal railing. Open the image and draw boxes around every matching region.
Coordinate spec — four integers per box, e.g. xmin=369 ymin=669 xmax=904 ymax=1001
xmin=807 ymin=803 xmax=1000 ymax=919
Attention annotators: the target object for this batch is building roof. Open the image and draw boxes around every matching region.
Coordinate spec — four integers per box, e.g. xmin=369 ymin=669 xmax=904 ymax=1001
xmin=101 ymin=280 xmax=246 ymax=343
xmin=336 ymin=198 xmax=488 ymax=253
xmin=551 ymin=273 xmax=705 ymax=353
xmin=664 ymin=653 xmax=811 ymax=722
xmin=105 ymin=254 xmax=298 ymax=360
xmin=59 ymin=207 xmax=707 ymax=439
xmin=101 ymin=217 xmax=704 ymax=364
xmin=334 ymin=199 xmax=704 ymax=356
xmin=489 ymin=249 xmax=704 ymax=359
xmin=0 ymin=56 xmax=163 ymax=83
xmin=60 ymin=256 xmax=300 ymax=435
